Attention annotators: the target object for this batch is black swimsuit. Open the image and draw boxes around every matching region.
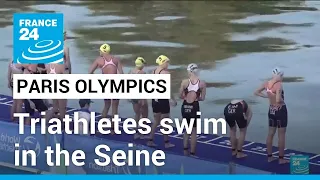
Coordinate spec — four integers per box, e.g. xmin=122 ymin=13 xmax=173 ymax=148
xmin=151 ymin=69 xmax=170 ymax=114
xmin=181 ymin=80 xmax=201 ymax=127
xmin=224 ymin=100 xmax=248 ymax=129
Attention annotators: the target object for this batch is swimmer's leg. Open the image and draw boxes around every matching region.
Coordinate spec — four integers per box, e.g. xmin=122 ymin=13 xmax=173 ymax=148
xmin=58 ymin=99 xmax=67 ymax=129
xmin=183 ymin=117 xmax=192 ymax=155
xmin=183 ymin=131 xmax=189 ymax=155
xmin=102 ymin=100 xmax=111 ymax=118
xmin=140 ymin=100 xmax=148 ymax=139
xmin=236 ymin=127 xmax=248 ymax=158
xmin=10 ymin=88 xmax=14 ymax=120
xmin=13 ymin=99 xmax=24 ymax=122
xmin=10 ymin=87 xmax=17 ymax=121
xmin=102 ymin=100 xmax=111 ymax=133
xmin=147 ymin=112 xmax=161 ymax=147
xmin=190 ymin=127 xmax=197 ymax=156
xmin=133 ymin=101 xmax=141 ymax=139
xmin=278 ymin=106 xmax=289 ymax=164
xmin=110 ymin=99 xmax=120 ymax=135
xmin=11 ymin=99 xmax=20 ymax=121
xmin=111 ymin=99 xmax=119 ymax=116
xmin=141 ymin=100 xmax=148 ymax=119
xmin=267 ymin=126 xmax=277 ymax=162
xmin=278 ymin=127 xmax=289 ymax=164
xmin=229 ymin=126 xmax=237 ymax=156
xmin=161 ymin=113 xmax=175 ymax=148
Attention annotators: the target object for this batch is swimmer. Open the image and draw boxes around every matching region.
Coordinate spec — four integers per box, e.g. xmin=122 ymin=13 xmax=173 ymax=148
xmin=24 ymin=99 xmax=53 ymax=124
xmin=37 ymin=63 xmax=47 ymax=74
xmin=129 ymin=57 xmax=149 ymax=140
xmin=76 ymin=99 xmax=93 ymax=135
xmin=45 ymin=62 xmax=67 ymax=123
xmin=223 ymin=99 xmax=252 ymax=158
xmin=18 ymin=64 xmax=55 ymax=125
xmin=64 ymin=31 xmax=71 ymax=74
xmin=147 ymin=55 xmax=176 ymax=148
xmin=179 ymin=63 xmax=206 ymax=156
xmin=254 ymin=67 xmax=289 ymax=164
xmin=7 ymin=59 xmax=24 ymax=121
xmin=37 ymin=63 xmax=51 ymax=106
xmin=88 ymin=43 xmax=124 ymax=134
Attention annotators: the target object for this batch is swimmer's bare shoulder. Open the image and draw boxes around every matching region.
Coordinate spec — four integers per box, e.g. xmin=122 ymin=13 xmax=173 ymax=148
xmin=112 ymin=56 xmax=121 ymax=66
xmin=138 ymin=70 xmax=146 ymax=74
xmin=161 ymin=69 xmax=170 ymax=74
xmin=273 ymin=81 xmax=283 ymax=91
xmin=95 ymin=56 xmax=104 ymax=67
xmin=181 ymin=79 xmax=189 ymax=86
xmin=199 ymin=80 xmax=206 ymax=89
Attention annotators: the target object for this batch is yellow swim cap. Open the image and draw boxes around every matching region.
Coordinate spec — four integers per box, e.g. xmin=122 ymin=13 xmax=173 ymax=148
xmin=135 ymin=57 xmax=146 ymax=67
xmin=156 ymin=55 xmax=169 ymax=65
xmin=100 ymin=44 xmax=110 ymax=53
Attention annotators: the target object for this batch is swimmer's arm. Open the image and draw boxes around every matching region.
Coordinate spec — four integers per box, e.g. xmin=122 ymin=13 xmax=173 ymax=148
xmin=117 ymin=60 xmax=124 ymax=74
xmin=7 ymin=61 xmax=12 ymax=82
xmin=88 ymin=60 xmax=98 ymax=74
xmin=163 ymin=70 xmax=176 ymax=102
xmin=21 ymin=64 xmax=31 ymax=73
xmin=254 ymin=83 xmax=268 ymax=98
xmin=179 ymin=79 xmax=188 ymax=99
xmin=275 ymin=85 xmax=283 ymax=104
xmin=15 ymin=63 xmax=22 ymax=69
xmin=244 ymin=106 xmax=253 ymax=125
xmin=65 ymin=47 xmax=71 ymax=73
xmin=198 ymin=81 xmax=207 ymax=101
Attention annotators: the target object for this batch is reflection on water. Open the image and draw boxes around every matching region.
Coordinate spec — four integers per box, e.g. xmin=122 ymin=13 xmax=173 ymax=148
xmin=211 ymin=98 xmax=259 ymax=105
xmin=206 ymin=82 xmax=236 ymax=88
xmin=0 ymin=0 xmax=319 ymax=153
xmin=262 ymin=76 xmax=305 ymax=83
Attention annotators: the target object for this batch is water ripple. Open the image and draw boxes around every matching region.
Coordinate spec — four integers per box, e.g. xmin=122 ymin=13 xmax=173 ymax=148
xmin=90 ymin=40 xmax=197 ymax=48
xmin=83 ymin=23 xmax=136 ymax=29
xmin=90 ymin=15 xmax=131 ymax=21
xmin=121 ymin=32 xmax=138 ymax=36
xmin=230 ymin=11 xmax=319 ymax=25
xmin=154 ymin=16 xmax=186 ymax=21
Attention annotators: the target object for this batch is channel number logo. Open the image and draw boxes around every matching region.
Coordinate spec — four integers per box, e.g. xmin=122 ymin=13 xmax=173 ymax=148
xmin=290 ymin=155 xmax=309 ymax=174
xmin=14 ymin=13 xmax=64 ymax=64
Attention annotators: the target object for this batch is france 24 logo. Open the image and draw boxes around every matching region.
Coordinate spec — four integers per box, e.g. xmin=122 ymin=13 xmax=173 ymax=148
xmin=13 ymin=13 xmax=64 ymax=64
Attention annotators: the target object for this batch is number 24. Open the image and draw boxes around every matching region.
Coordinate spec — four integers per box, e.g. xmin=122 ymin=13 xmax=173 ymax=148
xmin=292 ymin=161 xmax=300 ymax=166
xmin=19 ymin=28 xmax=39 ymax=40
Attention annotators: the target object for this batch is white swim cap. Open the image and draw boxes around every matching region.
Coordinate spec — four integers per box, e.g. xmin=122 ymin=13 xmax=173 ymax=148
xmin=187 ymin=63 xmax=198 ymax=73
xmin=272 ymin=67 xmax=284 ymax=76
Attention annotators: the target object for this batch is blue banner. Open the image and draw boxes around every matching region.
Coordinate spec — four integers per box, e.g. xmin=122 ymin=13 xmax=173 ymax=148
xmin=0 ymin=121 xmax=49 ymax=172
xmin=145 ymin=151 xmax=230 ymax=174
xmin=63 ymin=135 xmax=144 ymax=174
xmin=0 ymin=120 xmax=272 ymax=175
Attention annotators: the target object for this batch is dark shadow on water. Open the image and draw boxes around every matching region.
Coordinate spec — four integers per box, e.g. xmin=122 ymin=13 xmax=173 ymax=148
xmin=231 ymin=22 xmax=314 ymax=33
xmin=211 ymin=98 xmax=259 ymax=105
xmin=283 ymin=76 xmax=305 ymax=83
xmin=66 ymin=36 xmax=78 ymax=40
xmin=262 ymin=76 xmax=305 ymax=83
xmin=206 ymin=82 xmax=237 ymax=88
xmin=0 ymin=5 xmax=60 ymax=28
xmin=275 ymin=6 xmax=318 ymax=12
xmin=220 ymin=37 xmax=297 ymax=53
xmin=0 ymin=58 xmax=8 ymax=62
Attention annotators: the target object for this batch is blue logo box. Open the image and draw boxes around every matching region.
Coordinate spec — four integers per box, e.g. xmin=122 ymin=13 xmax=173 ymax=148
xmin=13 ymin=13 xmax=64 ymax=64
xmin=290 ymin=155 xmax=309 ymax=174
